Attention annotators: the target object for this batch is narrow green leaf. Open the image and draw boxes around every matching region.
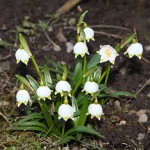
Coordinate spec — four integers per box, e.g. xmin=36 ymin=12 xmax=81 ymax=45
xmin=19 ymin=113 xmax=44 ymax=123
xmin=72 ymin=57 xmax=83 ymax=86
xmin=78 ymin=95 xmax=89 ymax=126
xmin=10 ymin=126 xmax=47 ymax=133
xmin=78 ymin=11 xmax=88 ymax=25
xmin=42 ymin=66 xmax=52 ymax=87
xmin=26 ymin=75 xmax=39 ymax=91
xmin=72 ymin=96 xmax=79 ymax=126
xmin=14 ymin=121 xmax=48 ymax=130
xmin=19 ymin=33 xmax=32 ymax=56
xmin=99 ymin=84 xmax=109 ymax=94
xmin=58 ymin=136 xmax=74 ymax=145
xmin=64 ymin=126 xmax=104 ymax=138
xmin=87 ymin=54 xmax=100 ymax=70
xmin=120 ymin=33 xmax=137 ymax=49
xmin=83 ymin=67 xmax=97 ymax=78
xmin=110 ymin=91 xmax=136 ymax=98
xmin=16 ymin=74 xmax=34 ymax=91
xmin=93 ymin=66 xmax=102 ymax=83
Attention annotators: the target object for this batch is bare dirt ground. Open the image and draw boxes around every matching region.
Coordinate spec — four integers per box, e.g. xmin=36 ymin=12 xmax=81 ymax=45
xmin=0 ymin=0 xmax=150 ymax=149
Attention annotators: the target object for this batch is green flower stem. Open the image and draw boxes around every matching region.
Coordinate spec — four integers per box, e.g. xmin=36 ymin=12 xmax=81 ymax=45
xmin=98 ymin=69 xmax=107 ymax=84
xmin=31 ymin=56 xmax=44 ymax=83
xmin=83 ymin=55 xmax=87 ymax=84
xmin=61 ymin=121 xmax=66 ymax=139
xmin=72 ymin=78 xmax=82 ymax=96
xmin=104 ymin=64 xmax=111 ymax=85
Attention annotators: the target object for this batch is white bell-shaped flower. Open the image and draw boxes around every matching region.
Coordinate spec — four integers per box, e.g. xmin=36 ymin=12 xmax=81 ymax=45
xmin=73 ymin=42 xmax=89 ymax=58
xmin=124 ymin=43 xmax=143 ymax=59
xmin=97 ymin=45 xmax=119 ymax=64
xmin=83 ymin=27 xmax=95 ymax=42
xmin=15 ymin=49 xmax=30 ymax=65
xmin=58 ymin=104 xmax=74 ymax=121
xmin=16 ymin=90 xmax=30 ymax=107
xmin=88 ymin=103 xmax=103 ymax=120
xmin=36 ymin=86 xmax=52 ymax=100
xmin=83 ymin=81 xmax=99 ymax=96
xmin=55 ymin=80 xmax=71 ymax=97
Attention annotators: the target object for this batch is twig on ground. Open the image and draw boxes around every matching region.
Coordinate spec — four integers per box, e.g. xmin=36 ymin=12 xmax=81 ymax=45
xmin=138 ymin=121 xmax=147 ymax=131
xmin=142 ymin=56 xmax=150 ymax=64
xmin=90 ymin=25 xmax=131 ymax=32
xmin=64 ymin=26 xmax=124 ymax=39
xmin=94 ymin=31 xmax=123 ymax=39
xmin=1 ymin=54 xmax=11 ymax=61
xmin=135 ymin=78 xmax=150 ymax=96
xmin=56 ymin=0 xmax=82 ymax=15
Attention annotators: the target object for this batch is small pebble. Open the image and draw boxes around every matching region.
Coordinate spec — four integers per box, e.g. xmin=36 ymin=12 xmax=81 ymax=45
xmin=145 ymin=45 xmax=150 ymax=51
xmin=119 ymin=67 xmax=127 ymax=75
xmin=136 ymin=110 xmax=147 ymax=116
xmin=138 ymin=114 xmax=148 ymax=123
xmin=66 ymin=42 xmax=73 ymax=53
xmin=114 ymin=100 xmax=121 ymax=110
xmin=137 ymin=133 xmax=145 ymax=140
xmin=128 ymin=110 xmax=136 ymax=115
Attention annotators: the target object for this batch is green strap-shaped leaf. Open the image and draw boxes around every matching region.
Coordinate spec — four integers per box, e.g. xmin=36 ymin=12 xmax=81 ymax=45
xmin=110 ymin=91 xmax=136 ymax=98
xmin=19 ymin=33 xmax=32 ymax=56
xmin=83 ymin=67 xmax=97 ymax=78
xmin=87 ymin=54 xmax=100 ymax=70
xmin=14 ymin=121 xmax=48 ymax=130
xmin=26 ymin=75 xmax=39 ymax=91
xmin=19 ymin=113 xmax=44 ymax=122
xmin=93 ymin=65 xmax=102 ymax=83
xmin=78 ymin=11 xmax=88 ymax=25
xmin=64 ymin=126 xmax=104 ymax=138
xmin=120 ymin=33 xmax=137 ymax=49
xmin=16 ymin=74 xmax=34 ymax=91
xmin=10 ymin=126 xmax=47 ymax=133
xmin=58 ymin=136 xmax=75 ymax=145
xmin=78 ymin=95 xmax=89 ymax=126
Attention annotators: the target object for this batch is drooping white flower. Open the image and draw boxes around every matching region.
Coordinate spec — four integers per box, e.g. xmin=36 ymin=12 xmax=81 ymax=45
xmin=36 ymin=86 xmax=52 ymax=100
xmin=124 ymin=43 xmax=143 ymax=59
xmin=73 ymin=42 xmax=89 ymax=58
xmin=15 ymin=49 xmax=30 ymax=65
xmin=83 ymin=81 xmax=99 ymax=96
xmin=55 ymin=80 xmax=71 ymax=97
xmin=16 ymin=90 xmax=30 ymax=107
xmin=88 ymin=103 xmax=103 ymax=120
xmin=97 ymin=45 xmax=119 ymax=64
xmin=58 ymin=104 xmax=74 ymax=121
xmin=83 ymin=27 xmax=95 ymax=42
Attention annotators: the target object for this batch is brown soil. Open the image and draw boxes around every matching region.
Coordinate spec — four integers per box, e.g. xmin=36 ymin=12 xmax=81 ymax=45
xmin=0 ymin=0 xmax=150 ymax=149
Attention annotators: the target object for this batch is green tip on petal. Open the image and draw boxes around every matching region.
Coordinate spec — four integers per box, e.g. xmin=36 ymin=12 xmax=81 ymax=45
xmin=81 ymin=53 xmax=85 ymax=57
xmin=64 ymin=116 xmax=68 ymax=121
xmin=97 ymin=115 xmax=101 ymax=120
xmin=47 ymin=96 xmax=51 ymax=100
xmin=42 ymin=97 xmax=46 ymax=101
xmin=23 ymin=59 xmax=28 ymax=65
xmin=129 ymin=54 xmax=133 ymax=58
xmin=58 ymin=116 xmax=61 ymax=120
xmin=60 ymin=92 xmax=64 ymax=97
xmin=17 ymin=101 xmax=21 ymax=107
xmin=24 ymin=101 xmax=28 ymax=105
xmin=71 ymin=116 xmax=74 ymax=121
xmin=16 ymin=60 xmax=20 ymax=64
xmin=92 ymin=37 xmax=95 ymax=41
xmin=75 ymin=54 xmax=78 ymax=58
xmin=138 ymin=54 xmax=142 ymax=59
xmin=91 ymin=115 xmax=94 ymax=119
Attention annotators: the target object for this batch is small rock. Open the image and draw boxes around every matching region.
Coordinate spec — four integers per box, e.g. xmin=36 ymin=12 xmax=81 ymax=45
xmin=128 ymin=110 xmax=136 ymax=115
xmin=114 ymin=100 xmax=121 ymax=110
xmin=138 ymin=114 xmax=148 ymax=123
xmin=72 ymin=147 xmax=79 ymax=150
xmin=119 ymin=120 xmax=126 ymax=125
xmin=81 ymin=148 xmax=87 ymax=150
xmin=53 ymin=44 xmax=61 ymax=51
xmin=145 ymin=45 xmax=150 ymax=51
xmin=56 ymin=28 xmax=67 ymax=42
xmin=47 ymin=26 xmax=53 ymax=32
xmin=119 ymin=67 xmax=127 ymax=75
xmin=66 ymin=42 xmax=73 ymax=53
xmin=136 ymin=110 xmax=147 ymax=116
xmin=68 ymin=18 xmax=76 ymax=26
xmin=137 ymin=133 xmax=145 ymax=140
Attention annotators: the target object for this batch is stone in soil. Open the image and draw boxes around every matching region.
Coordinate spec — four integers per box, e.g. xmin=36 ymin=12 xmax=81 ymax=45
xmin=138 ymin=114 xmax=148 ymax=123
